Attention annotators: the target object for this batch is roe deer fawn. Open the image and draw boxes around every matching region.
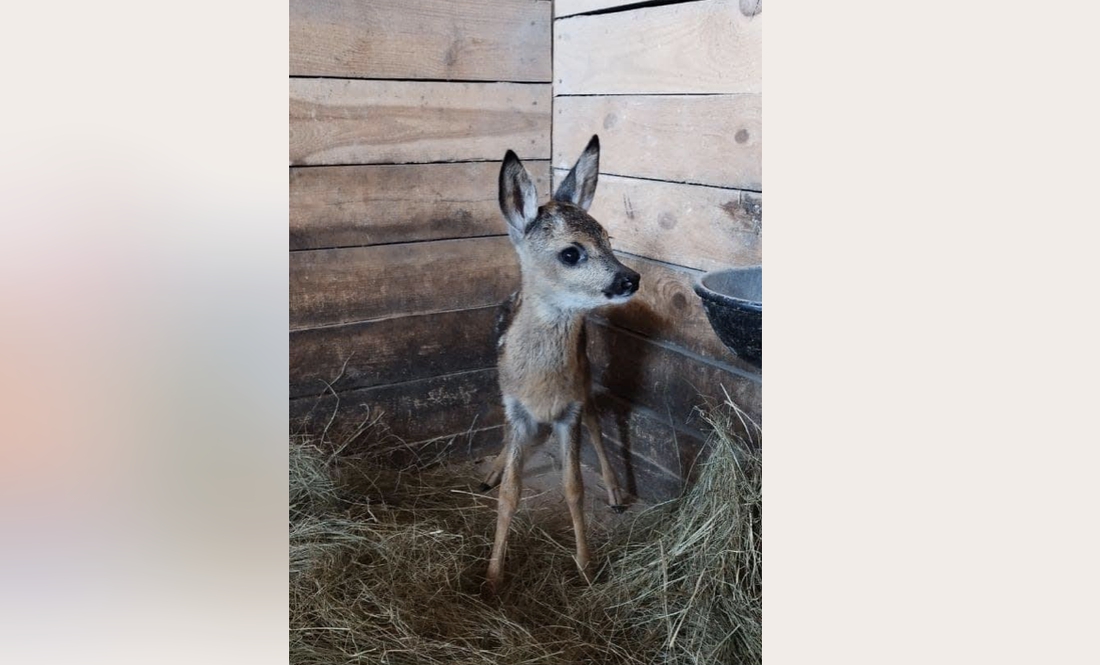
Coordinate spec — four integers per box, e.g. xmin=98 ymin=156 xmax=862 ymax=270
xmin=483 ymin=135 xmax=641 ymax=592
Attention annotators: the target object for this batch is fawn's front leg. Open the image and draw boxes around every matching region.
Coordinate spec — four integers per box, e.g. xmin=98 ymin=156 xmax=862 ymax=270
xmin=486 ymin=399 xmax=537 ymax=594
xmin=556 ymin=405 xmax=593 ymax=583
xmin=583 ymin=400 xmax=625 ymax=512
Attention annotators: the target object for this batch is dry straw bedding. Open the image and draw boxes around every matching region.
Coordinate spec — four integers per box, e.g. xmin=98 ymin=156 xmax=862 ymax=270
xmin=290 ymin=400 xmax=761 ymax=665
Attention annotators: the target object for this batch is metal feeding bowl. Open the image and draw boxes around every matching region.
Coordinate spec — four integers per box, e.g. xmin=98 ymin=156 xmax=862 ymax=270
xmin=693 ymin=266 xmax=762 ymax=368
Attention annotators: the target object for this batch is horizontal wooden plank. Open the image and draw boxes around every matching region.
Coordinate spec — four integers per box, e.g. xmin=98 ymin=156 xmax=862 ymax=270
xmin=553 ymin=94 xmax=760 ymax=190
xmin=556 ymin=0 xmax=765 ymax=19
xmin=555 ymin=171 xmax=760 ymax=272
xmin=290 ymin=236 xmax=519 ymax=329
xmin=586 ymin=320 xmax=761 ymax=431
xmin=446 ymin=425 xmax=507 ymax=463
xmin=290 ymin=161 xmax=551 ymax=250
xmin=554 ymin=0 xmax=761 ymax=94
xmin=290 ymin=79 xmax=551 ymax=165
xmin=290 ymin=368 xmax=504 ymax=447
xmin=554 ymin=0 xmax=637 ymax=17
xmin=591 ymin=254 xmax=760 ymax=372
xmin=381 ymin=424 xmax=509 ymax=468
xmin=291 ymin=0 xmax=551 ymax=81
xmin=290 ymin=306 xmax=500 ymax=399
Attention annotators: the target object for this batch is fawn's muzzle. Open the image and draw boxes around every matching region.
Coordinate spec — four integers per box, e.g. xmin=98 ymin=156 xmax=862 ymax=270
xmin=606 ymin=269 xmax=641 ymax=298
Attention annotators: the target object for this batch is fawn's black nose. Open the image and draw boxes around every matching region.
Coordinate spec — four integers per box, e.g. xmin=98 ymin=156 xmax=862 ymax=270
xmin=611 ymin=269 xmax=641 ymax=298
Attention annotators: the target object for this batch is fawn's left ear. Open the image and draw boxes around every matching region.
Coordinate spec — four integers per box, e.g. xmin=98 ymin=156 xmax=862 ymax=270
xmin=499 ymin=150 xmax=539 ymax=245
xmin=553 ymin=135 xmax=600 ymax=211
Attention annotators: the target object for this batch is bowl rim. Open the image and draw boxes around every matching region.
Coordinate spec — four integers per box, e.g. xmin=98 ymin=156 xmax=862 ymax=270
xmin=692 ymin=266 xmax=762 ymax=312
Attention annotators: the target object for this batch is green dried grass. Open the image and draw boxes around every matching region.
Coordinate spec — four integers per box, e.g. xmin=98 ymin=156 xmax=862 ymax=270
xmin=289 ymin=398 xmax=761 ymax=665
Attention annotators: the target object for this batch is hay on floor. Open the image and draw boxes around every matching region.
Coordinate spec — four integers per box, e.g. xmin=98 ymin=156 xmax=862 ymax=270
xmin=289 ymin=399 xmax=761 ymax=665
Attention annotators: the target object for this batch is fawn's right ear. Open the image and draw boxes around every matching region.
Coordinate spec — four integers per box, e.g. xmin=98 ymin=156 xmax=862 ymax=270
xmin=553 ymin=134 xmax=600 ymax=211
xmin=498 ymin=150 xmax=538 ymax=245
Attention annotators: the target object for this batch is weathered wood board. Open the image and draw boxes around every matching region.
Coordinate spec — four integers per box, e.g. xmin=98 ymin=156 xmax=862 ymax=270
xmin=290 ymin=161 xmax=551 ymax=250
xmin=586 ymin=320 xmax=761 ymax=431
xmin=290 ymin=79 xmax=551 ymax=165
xmin=553 ymin=94 xmax=761 ymax=190
xmin=585 ymin=434 xmax=687 ymax=502
xmin=291 ymin=0 xmax=551 ymax=82
xmin=555 ymin=171 xmax=761 ymax=272
xmin=554 ymin=0 xmax=762 ymax=95
xmin=290 ymin=236 xmax=519 ymax=329
xmin=554 ymin=0 xmax=638 ymax=18
xmin=290 ymin=305 xmax=499 ymax=398
xmin=290 ymin=368 xmax=504 ymax=446
xmin=587 ymin=388 xmax=708 ymax=501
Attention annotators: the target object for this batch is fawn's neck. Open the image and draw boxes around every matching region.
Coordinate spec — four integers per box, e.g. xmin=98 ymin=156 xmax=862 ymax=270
xmin=515 ymin=290 xmax=584 ymax=350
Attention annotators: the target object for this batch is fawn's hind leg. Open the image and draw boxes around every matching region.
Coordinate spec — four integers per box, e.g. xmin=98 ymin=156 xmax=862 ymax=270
xmin=486 ymin=399 xmax=537 ymax=593
xmin=583 ymin=402 xmax=625 ymax=512
xmin=557 ymin=407 xmax=593 ymax=582
xmin=480 ymin=446 xmax=509 ymax=492
xmin=480 ymin=431 xmax=551 ymax=491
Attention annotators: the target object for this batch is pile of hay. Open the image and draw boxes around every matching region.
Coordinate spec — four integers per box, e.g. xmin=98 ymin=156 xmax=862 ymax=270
xmin=290 ymin=401 xmax=761 ymax=664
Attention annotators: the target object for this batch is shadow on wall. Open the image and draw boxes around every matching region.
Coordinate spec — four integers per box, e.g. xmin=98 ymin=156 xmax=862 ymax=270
xmin=585 ymin=297 xmax=695 ymax=502
xmin=585 ymin=297 xmax=761 ymax=502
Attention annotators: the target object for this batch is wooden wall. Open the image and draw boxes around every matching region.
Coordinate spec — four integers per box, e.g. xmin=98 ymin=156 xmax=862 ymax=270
xmin=289 ymin=0 xmax=552 ymax=452
xmin=553 ymin=0 xmax=763 ymax=498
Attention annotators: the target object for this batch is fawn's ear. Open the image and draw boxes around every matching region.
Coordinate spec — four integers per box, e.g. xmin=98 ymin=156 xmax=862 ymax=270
xmin=499 ymin=150 xmax=539 ymax=244
xmin=553 ymin=135 xmax=600 ymax=211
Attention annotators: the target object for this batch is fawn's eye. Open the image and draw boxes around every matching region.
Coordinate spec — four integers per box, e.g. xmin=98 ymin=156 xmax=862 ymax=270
xmin=558 ymin=246 xmax=582 ymax=266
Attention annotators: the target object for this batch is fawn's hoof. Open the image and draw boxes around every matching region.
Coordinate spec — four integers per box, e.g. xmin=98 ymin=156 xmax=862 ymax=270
xmin=610 ymin=504 xmax=626 ymax=514
xmin=479 ymin=482 xmax=492 ymax=492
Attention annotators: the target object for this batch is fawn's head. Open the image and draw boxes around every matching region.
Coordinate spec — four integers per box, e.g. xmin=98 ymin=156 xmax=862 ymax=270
xmin=498 ymin=135 xmax=640 ymax=312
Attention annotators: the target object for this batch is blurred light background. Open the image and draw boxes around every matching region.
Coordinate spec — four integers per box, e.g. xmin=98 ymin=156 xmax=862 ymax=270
xmin=0 ymin=2 xmax=287 ymax=662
